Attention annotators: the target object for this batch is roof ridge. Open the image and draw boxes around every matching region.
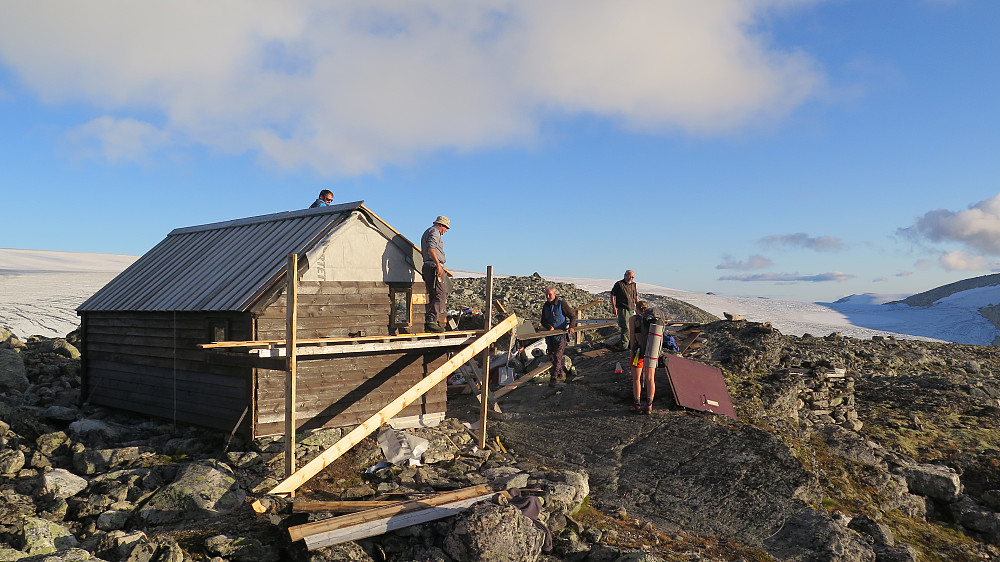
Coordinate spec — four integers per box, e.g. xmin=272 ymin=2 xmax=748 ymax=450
xmin=168 ymin=200 xmax=365 ymax=236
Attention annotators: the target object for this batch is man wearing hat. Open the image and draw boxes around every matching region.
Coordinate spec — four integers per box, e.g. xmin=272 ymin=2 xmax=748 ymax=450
xmin=420 ymin=216 xmax=451 ymax=332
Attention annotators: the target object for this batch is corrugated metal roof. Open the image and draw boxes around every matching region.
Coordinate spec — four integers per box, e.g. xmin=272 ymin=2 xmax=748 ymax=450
xmin=78 ymin=201 xmax=388 ymax=312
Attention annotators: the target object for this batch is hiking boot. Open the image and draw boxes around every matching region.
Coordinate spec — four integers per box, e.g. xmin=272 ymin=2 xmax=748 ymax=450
xmin=629 ymin=402 xmax=643 ymax=413
xmin=425 ymin=322 xmax=445 ymax=333
xmin=644 ymin=403 xmax=653 ymax=415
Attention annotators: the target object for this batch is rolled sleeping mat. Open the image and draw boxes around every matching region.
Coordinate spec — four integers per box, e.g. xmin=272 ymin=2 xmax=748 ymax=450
xmin=644 ymin=321 xmax=665 ymax=367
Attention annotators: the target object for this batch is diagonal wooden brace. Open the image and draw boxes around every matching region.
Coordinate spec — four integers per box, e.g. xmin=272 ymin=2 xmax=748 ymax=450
xmin=251 ymin=314 xmax=519 ymax=512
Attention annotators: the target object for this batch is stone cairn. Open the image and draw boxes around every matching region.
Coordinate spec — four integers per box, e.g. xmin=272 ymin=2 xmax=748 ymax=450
xmin=783 ymin=367 xmax=862 ymax=432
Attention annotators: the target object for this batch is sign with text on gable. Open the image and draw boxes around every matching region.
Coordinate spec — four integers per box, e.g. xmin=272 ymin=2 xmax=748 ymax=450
xmin=412 ymin=293 xmax=428 ymax=305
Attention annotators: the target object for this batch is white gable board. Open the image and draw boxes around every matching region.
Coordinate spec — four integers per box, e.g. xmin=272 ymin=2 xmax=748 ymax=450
xmin=302 ymin=211 xmax=418 ymax=283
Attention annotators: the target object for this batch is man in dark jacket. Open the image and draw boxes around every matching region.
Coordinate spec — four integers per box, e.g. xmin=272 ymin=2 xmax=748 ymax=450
xmin=610 ymin=269 xmax=637 ymax=350
xmin=420 ymin=215 xmax=450 ymax=332
xmin=540 ymin=287 xmax=577 ymax=387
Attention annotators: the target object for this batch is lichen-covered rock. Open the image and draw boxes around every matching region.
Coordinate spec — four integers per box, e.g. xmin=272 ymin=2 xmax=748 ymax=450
xmin=0 ymin=448 xmax=26 ymax=475
xmin=444 ymin=502 xmax=545 ymax=562
xmin=124 ymin=536 xmax=185 ymax=562
xmin=136 ymin=460 xmax=245 ymax=525
xmin=39 ymin=338 xmax=80 ymax=360
xmin=0 ymin=348 xmax=29 ymax=392
xmin=19 ymin=516 xmax=79 ymax=556
xmin=36 ymin=431 xmax=70 ymax=456
xmin=308 ymin=541 xmax=374 ymax=562
xmin=96 ymin=510 xmax=129 ymax=532
xmin=204 ymin=534 xmax=279 ymax=562
xmin=41 ymin=468 xmax=89 ymax=500
xmin=72 ymin=447 xmax=140 ymax=475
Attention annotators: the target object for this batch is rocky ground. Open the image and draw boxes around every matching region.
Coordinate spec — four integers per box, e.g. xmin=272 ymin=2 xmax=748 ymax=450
xmin=2 ymin=276 xmax=1000 ymax=561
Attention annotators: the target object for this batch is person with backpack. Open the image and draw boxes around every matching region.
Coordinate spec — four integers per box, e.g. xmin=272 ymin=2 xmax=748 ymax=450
xmin=539 ymin=287 xmax=577 ymax=387
xmin=628 ymin=301 xmax=667 ymax=414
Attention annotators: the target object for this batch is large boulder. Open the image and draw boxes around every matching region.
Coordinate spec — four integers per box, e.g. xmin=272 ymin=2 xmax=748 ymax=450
xmin=0 ymin=348 xmax=29 ymax=392
xmin=39 ymin=338 xmax=81 ymax=359
xmin=73 ymin=447 xmax=141 ymax=475
xmin=204 ymin=534 xmax=279 ymax=562
xmin=41 ymin=468 xmax=89 ymax=500
xmin=125 ymin=536 xmax=185 ymax=562
xmin=950 ymin=494 xmax=1000 ymax=545
xmin=136 ymin=460 xmax=245 ymax=525
xmin=0 ymin=449 xmax=26 ymax=476
xmin=18 ymin=516 xmax=79 ymax=556
xmin=898 ymin=463 xmax=962 ymax=501
xmin=764 ymin=506 xmax=875 ymax=561
xmin=444 ymin=501 xmax=545 ymax=562
xmin=308 ymin=541 xmax=375 ymax=562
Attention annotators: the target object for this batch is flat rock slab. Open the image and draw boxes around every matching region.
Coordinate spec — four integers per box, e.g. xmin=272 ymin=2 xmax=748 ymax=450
xmin=491 ymin=355 xmax=819 ymax=547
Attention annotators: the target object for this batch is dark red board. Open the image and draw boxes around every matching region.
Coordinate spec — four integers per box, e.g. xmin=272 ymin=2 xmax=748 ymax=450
xmin=664 ymin=355 xmax=737 ymax=419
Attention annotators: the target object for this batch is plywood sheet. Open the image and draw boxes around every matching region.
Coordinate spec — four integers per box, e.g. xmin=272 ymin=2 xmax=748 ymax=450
xmin=664 ymin=355 xmax=737 ymax=419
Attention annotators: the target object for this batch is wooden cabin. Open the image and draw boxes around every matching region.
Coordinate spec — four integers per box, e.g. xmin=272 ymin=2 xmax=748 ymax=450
xmin=77 ymin=202 xmax=463 ymax=437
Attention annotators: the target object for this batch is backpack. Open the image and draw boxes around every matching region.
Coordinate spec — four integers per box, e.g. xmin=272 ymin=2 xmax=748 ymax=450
xmin=641 ymin=307 xmax=666 ymax=329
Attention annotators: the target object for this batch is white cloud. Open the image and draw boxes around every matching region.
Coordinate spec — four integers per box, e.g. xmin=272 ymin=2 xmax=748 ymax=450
xmin=0 ymin=0 xmax=824 ymax=174
xmin=719 ymin=271 xmax=853 ymax=282
xmin=759 ymin=232 xmax=843 ymax=251
xmin=64 ymin=116 xmax=171 ymax=163
xmin=907 ymin=194 xmax=1000 ymax=255
xmin=717 ymin=254 xmax=773 ymax=270
xmin=938 ymin=250 xmax=999 ymax=272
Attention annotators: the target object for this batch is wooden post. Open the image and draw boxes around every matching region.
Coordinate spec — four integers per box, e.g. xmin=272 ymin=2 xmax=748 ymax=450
xmin=285 ymin=253 xmax=298 ymax=492
xmin=478 ymin=266 xmax=494 ymax=449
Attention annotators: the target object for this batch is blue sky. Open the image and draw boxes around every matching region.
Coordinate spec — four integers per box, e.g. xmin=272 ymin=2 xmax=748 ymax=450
xmin=1 ymin=0 xmax=999 ymax=302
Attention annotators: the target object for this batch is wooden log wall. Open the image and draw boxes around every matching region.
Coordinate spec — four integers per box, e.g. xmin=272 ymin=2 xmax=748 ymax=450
xmin=81 ymin=311 xmax=253 ymax=432
xmin=253 ymin=280 xmax=445 ymax=437
xmin=256 ymin=280 xmax=429 ymax=340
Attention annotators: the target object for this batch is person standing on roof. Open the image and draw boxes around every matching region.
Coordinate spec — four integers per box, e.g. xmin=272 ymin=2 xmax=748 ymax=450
xmin=610 ymin=269 xmax=637 ymax=351
xmin=420 ymin=216 xmax=450 ymax=333
xmin=540 ymin=287 xmax=577 ymax=387
xmin=310 ymin=189 xmax=334 ymax=208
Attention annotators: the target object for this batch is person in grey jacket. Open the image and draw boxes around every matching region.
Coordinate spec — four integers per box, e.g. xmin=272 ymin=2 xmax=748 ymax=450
xmin=420 ymin=216 xmax=450 ymax=332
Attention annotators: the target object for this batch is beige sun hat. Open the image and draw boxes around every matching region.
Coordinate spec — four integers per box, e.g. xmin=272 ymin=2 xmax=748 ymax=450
xmin=434 ymin=216 xmax=451 ymax=229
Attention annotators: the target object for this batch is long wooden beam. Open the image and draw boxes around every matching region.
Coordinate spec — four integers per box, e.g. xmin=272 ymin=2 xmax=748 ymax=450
xmin=292 ymin=500 xmax=400 ymax=514
xmin=252 ymin=335 xmax=476 ymax=357
xmin=293 ymin=487 xmax=495 ymax=549
xmin=251 ymin=314 xmax=518 ymax=511
xmin=518 ymin=321 xmax=617 ymax=341
xmin=491 ymin=363 xmax=551 ymax=403
xmin=288 ymin=485 xmax=492 ymax=542
xmin=576 ymin=299 xmax=604 ymax=312
xmin=199 ymin=330 xmax=482 ymax=349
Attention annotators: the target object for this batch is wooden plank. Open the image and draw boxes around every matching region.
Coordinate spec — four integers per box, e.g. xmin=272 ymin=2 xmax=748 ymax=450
xmin=201 ymin=330 xmax=483 ymax=349
xmin=251 ymin=336 xmax=476 ymax=358
xmin=518 ymin=322 xmax=617 ymax=341
xmin=254 ymin=315 xmax=518 ymax=508
xmin=479 ymin=266 xmax=494 ymax=449
xmin=576 ymin=299 xmax=603 ymax=312
xmin=303 ymin=494 xmax=494 ymax=549
xmin=292 ymin=500 xmax=400 ymax=514
xmin=491 ymin=363 xmax=551 ymax=402
xmin=288 ymin=485 xmax=491 ymax=541
xmin=285 ymin=253 xmax=298 ymax=490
